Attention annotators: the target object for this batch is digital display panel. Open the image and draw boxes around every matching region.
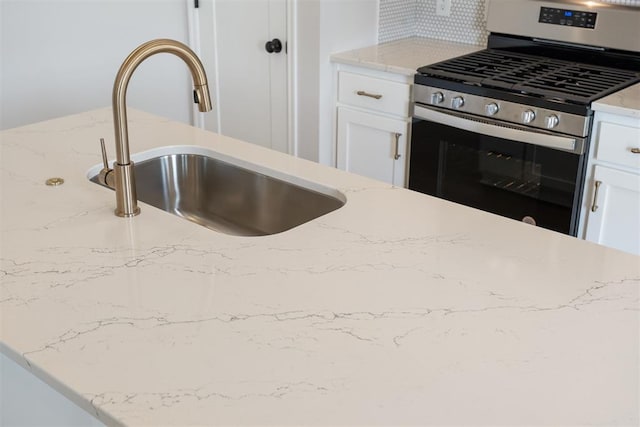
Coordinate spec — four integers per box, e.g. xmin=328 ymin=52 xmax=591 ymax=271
xmin=539 ymin=7 xmax=597 ymax=29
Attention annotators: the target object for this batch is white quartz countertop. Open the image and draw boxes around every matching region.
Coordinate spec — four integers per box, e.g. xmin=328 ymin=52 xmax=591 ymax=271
xmin=593 ymin=82 xmax=640 ymax=118
xmin=1 ymin=109 xmax=639 ymax=426
xmin=330 ymin=37 xmax=483 ymax=75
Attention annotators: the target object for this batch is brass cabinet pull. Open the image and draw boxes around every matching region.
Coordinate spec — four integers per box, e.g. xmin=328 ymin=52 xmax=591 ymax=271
xmin=630 ymin=148 xmax=640 ymax=154
xmin=591 ymin=180 xmax=602 ymax=212
xmin=393 ymin=133 xmax=402 ymax=160
xmin=357 ymin=90 xmax=382 ymax=100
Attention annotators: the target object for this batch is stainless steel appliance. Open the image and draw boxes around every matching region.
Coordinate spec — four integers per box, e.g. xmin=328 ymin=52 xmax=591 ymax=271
xmin=409 ymin=0 xmax=640 ymax=235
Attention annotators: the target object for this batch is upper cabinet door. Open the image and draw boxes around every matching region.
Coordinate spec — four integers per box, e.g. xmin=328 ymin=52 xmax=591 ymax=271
xmin=204 ymin=0 xmax=289 ymax=153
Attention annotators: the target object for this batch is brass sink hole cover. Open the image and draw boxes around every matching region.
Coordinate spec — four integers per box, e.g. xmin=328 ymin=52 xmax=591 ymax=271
xmin=45 ymin=177 xmax=64 ymax=186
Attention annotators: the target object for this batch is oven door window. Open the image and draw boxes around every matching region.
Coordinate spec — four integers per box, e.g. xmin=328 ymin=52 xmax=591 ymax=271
xmin=409 ymin=118 xmax=584 ymax=235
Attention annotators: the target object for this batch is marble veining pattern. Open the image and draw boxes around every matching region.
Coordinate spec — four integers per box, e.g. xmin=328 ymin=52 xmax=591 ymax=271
xmin=1 ymin=109 xmax=639 ymax=426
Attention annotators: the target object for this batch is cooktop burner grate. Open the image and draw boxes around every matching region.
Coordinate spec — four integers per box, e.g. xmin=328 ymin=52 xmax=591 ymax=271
xmin=418 ymin=49 xmax=640 ymax=104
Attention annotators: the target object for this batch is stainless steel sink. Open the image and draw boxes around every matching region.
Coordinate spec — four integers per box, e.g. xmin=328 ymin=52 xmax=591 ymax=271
xmin=90 ymin=153 xmax=345 ymax=236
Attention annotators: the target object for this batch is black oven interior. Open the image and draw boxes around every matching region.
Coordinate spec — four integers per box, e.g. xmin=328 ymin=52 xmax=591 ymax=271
xmin=409 ymin=118 xmax=585 ymax=235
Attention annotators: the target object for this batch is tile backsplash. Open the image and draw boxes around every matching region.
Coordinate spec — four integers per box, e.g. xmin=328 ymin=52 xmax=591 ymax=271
xmin=379 ymin=0 xmax=640 ymax=45
xmin=378 ymin=0 xmax=418 ymax=42
xmin=415 ymin=0 xmax=488 ymax=45
xmin=379 ymin=0 xmax=488 ymax=45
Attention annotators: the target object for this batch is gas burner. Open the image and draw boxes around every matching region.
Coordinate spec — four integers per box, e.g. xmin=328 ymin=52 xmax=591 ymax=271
xmin=418 ymin=49 xmax=640 ymax=105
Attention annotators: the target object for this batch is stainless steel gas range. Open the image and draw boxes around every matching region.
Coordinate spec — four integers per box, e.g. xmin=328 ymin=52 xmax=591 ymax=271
xmin=409 ymin=0 xmax=640 ymax=236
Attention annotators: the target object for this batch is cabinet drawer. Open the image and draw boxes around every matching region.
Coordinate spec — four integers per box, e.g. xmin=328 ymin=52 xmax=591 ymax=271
xmin=595 ymin=121 xmax=640 ymax=169
xmin=338 ymin=71 xmax=411 ymax=117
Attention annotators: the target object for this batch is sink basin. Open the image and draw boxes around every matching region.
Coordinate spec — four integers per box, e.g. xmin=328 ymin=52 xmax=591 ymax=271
xmin=90 ymin=151 xmax=345 ymax=236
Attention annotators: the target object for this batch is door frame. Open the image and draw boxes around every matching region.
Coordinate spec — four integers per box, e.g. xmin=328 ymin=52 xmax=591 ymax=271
xmin=186 ymin=0 xmax=297 ymax=156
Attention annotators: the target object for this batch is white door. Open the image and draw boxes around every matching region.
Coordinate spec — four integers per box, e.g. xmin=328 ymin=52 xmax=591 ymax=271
xmin=336 ymin=107 xmax=409 ymax=186
xmin=201 ymin=0 xmax=288 ymax=153
xmin=584 ymin=165 xmax=640 ymax=255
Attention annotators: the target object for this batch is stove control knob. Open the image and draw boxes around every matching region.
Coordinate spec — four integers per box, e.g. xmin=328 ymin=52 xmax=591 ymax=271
xmin=545 ymin=114 xmax=560 ymax=129
xmin=522 ymin=109 xmax=536 ymax=124
xmin=485 ymin=103 xmax=499 ymax=116
xmin=451 ymin=96 xmax=465 ymax=109
xmin=431 ymin=92 xmax=444 ymax=105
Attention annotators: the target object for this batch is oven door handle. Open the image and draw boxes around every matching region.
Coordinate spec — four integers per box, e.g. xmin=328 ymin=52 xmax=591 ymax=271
xmin=414 ymin=105 xmax=584 ymax=154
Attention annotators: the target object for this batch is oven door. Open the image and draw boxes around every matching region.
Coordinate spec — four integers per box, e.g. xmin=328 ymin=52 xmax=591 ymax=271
xmin=409 ymin=105 xmax=588 ymax=235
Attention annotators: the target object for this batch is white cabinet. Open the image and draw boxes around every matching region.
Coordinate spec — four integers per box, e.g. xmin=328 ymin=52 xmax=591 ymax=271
xmin=580 ymin=111 xmax=640 ymax=255
xmin=335 ymin=66 xmax=412 ymax=186
xmin=584 ymin=166 xmax=640 ymax=254
xmin=337 ymin=107 xmax=408 ymax=185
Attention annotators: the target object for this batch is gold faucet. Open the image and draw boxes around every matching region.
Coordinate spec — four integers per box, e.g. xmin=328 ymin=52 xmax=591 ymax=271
xmin=106 ymin=39 xmax=212 ymax=217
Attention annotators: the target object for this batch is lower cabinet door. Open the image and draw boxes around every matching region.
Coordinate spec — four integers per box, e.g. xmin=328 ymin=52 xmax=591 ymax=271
xmin=584 ymin=165 xmax=640 ymax=255
xmin=337 ymin=107 xmax=408 ymax=186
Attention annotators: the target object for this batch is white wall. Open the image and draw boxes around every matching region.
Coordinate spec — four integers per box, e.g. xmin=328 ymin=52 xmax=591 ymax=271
xmin=0 ymin=0 xmax=194 ymax=131
xmin=296 ymin=0 xmax=378 ymax=163
xmin=294 ymin=0 xmax=321 ymax=161
xmin=317 ymin=0 xmax=378 ymax=165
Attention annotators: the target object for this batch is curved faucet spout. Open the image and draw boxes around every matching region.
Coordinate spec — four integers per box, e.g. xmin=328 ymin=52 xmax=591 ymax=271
xmin=111 ymin=39 xmax=213 ymax=217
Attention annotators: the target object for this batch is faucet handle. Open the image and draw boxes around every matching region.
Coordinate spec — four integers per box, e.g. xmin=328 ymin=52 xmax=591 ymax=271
xmin=100 ymin=138 xmax=109 ymax=169
xmin=98 ymin=138 xmax=114 ymax=188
